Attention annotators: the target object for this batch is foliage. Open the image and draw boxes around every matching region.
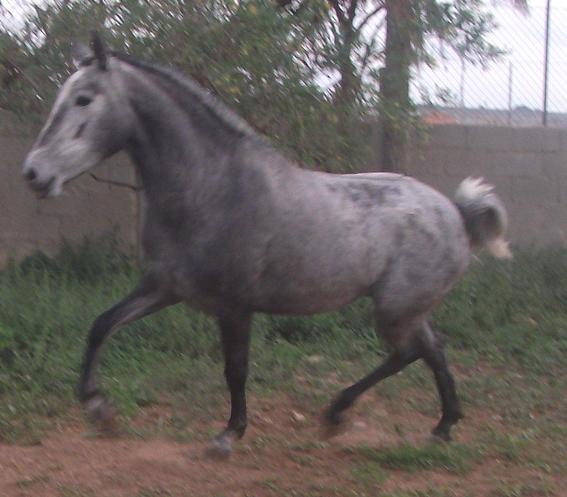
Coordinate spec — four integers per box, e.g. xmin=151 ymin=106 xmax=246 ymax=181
xmin=0 ymin=0 xmax=522 ymax=171
xmin=276 ymin=0 xmax=505 ymax=106
xmin=352 ymin=442 xmax=479 ymax=474
xmin=0 ymin=238 xmax=566 ymax=445
xmin=0 ymin=0 xmax=375 ymax=171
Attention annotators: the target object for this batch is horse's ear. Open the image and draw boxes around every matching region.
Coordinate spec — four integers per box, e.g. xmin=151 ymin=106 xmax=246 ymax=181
xmin=90 ymin=31 xmax=107 ymax=71
xmin=71 ymin=41 xmax=92 ymax=69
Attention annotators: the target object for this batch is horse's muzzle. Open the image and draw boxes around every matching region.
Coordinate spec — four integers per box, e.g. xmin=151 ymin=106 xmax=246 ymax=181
xmin=22 ymin=167 xmax=55 ymax=198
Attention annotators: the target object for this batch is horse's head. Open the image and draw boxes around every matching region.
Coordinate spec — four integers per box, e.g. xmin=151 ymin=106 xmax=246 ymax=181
xmin=22 ymin=33 xmax=133 ymax=198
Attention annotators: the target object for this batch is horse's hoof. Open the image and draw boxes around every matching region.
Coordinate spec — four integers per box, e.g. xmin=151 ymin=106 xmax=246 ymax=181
xmin=321 ymin=410 xmax=348 ymax=440
xmin=85 ymin=394 xmax=119 ymax=436
xmin=431 ymin=427 xmax=452 ymax=443
xmin=431 ymin=411 xmax=461 ymax=443
xmin=205 ymin=433 xmax=234 ymax=460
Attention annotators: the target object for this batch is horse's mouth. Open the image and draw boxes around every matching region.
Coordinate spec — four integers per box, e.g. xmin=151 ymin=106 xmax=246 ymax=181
xmin=29 ymin=176 xmax=55 ymax=199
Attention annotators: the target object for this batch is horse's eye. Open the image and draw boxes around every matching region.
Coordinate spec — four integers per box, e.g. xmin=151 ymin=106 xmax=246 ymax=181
xmin=75 ymin=95 xmax=92 ymax=107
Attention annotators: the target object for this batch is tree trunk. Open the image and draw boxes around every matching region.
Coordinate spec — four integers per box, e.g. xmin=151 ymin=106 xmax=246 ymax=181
xmin=380 ymin=0 xmax=412 ymax=173
xmin=335 ymin=53 xmax=358 ymax=107
xmin=334 ymin=20 xmax=360 ymax=108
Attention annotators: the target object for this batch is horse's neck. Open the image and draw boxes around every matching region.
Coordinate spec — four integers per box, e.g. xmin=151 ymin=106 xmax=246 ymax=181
xmin=120 ymin=67 xmax=295 ymax=217
xmin=126 ymin=91 xmax=235 ymax=206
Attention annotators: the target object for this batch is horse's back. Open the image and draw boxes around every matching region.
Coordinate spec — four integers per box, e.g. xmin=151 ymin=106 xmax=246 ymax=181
xmin=242 ymin=167 xmax=470 ymax=315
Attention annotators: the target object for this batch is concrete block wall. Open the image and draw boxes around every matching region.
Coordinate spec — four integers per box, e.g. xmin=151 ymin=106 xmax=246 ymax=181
xmin=1 ymin=119 xmax=566 ymax=266
xmin=406 ymin=125 xmax=567 ymax=247
xmin=0 ymin=122 xmax=138 ymax=267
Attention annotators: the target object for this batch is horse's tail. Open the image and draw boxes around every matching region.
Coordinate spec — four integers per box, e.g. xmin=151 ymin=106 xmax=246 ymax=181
xmin=454 ymin=177 xmax=512 ymax=259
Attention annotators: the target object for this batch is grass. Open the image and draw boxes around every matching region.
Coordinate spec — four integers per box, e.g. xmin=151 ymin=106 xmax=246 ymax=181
xmin=0 ymin=239 xmax=566 ymax=495
xmin=489 ymin=478 xmax=556 ymax=497
xmin=351 ymin=462 xmax=389 ymax=487
xmin=378 ymin=490 xmax=458 ymax=497
xmin=351 ymin=442 xmax=479 ymax=474
xmin=57 ymin=487 xmax=96 ymax=497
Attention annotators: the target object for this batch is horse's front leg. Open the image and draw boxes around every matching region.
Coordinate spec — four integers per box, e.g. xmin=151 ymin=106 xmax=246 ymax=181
xmin=77 ymin=275 xmax=176 ymax=432
xmin=207 ymin=311 xmax=252 ymax=458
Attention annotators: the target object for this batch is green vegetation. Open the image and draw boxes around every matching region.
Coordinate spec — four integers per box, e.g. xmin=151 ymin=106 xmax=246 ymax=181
xmin=0 ymin=240 xmax=565 ymax=496
xmin=1 ymin=1 xmax=517 ymax=174
xmin=350 ymin=443 xmax=479 ymax=474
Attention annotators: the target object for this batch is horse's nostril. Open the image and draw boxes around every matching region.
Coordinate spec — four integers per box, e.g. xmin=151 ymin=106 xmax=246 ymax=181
xmin=24 ymin=168 xmax=38 ymax=182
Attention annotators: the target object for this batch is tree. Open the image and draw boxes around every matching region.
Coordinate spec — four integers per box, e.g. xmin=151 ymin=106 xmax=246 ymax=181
xmin=380 ymin=0 xmax=529 ymax=172
xmin=280 ymin=0 xmax=528 ymax=171
xmin=1 ymin=0 xmax=529 ymax=172
xmin=380 ymin=0 xmax=412 ymax=172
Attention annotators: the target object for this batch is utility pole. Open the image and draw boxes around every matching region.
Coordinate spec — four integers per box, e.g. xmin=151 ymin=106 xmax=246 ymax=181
xmin=459 ymin=55 xmax=466 ymax=108
xmin=542 ymin=0 xmax=551 ymax=126
xmin=507 ymin=62 xmax=513 ymax=126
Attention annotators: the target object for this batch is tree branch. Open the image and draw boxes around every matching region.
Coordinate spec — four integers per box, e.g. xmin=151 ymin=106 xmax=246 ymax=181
xmin=327 ymin=0 xmax=346 ymax=25
xmin=1 ymin=59 xmax=41 ymax=94
xmin=355 ymin=3 xmax=385 ymax=34
xmin=346 ymin=0 xmax=359 ymax=28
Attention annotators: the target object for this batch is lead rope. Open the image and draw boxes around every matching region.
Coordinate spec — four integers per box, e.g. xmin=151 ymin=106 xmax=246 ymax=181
xmin=89 ymin=173 xmax=143 ymax=192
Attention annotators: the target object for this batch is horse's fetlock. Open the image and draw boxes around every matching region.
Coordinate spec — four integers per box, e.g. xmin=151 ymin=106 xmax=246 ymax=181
xmin=230 ymin=419 xmax=247 ymax=439
xmin=335 ymin=390 xmax=356 ymax=412
xmin=452 ymin=410 xmax=464 ymax=423
xmin=325 ymin=393 xmax=352 ymax=426
xmin=76 ymin=383 xmax=99 ymax=403
xmin=85 ymin=394 xmax=110 ymax=420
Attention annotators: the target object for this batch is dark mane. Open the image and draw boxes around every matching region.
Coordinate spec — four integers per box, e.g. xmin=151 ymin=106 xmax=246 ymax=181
xmin=111 ymin=52 xmax=257 ymax=139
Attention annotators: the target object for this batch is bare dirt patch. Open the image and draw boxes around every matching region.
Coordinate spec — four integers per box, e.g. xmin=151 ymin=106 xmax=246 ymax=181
xmin=0 ymin=397 xmax=563 ymax=497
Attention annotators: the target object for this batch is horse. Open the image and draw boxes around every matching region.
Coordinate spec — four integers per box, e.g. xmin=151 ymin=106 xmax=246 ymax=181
xmin=22 ymin=33 xmax=510 ymax=457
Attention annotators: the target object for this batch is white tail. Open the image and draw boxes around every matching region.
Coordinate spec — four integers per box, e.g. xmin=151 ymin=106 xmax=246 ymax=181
xmin=455 ymin=177 xmax=512 ymax=259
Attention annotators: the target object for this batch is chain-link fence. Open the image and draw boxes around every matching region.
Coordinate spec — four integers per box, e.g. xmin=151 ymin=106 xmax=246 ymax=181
xmin=2 ymin=0 xmax=564 ymax=128
xmin=0 ymin=0 xmax=29 ymax=31
xmin=415 ymin=0 xmax=567 ymax=127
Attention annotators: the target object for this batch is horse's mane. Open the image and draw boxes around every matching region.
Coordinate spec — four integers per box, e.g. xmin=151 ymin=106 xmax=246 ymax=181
xmin=111 ymin=52 xmax=258 ymax=139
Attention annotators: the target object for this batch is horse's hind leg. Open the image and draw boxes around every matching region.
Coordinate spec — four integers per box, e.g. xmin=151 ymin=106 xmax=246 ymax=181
xmin=207 ymin=311 xmax=252 ymax=459
xmin=324 ymin=320 xmax=423 ymax=436
xmin=419 ymin=322 xmax=463 ymax=441
xmin=324 ymin=318 xmax=463 ymax=441
xmin=77 ymin=275 xmax=176 ymax=432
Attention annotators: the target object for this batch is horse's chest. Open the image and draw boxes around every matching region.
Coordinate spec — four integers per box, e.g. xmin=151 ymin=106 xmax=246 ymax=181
xmin=141 ymin=223 xmax=255 ymax=308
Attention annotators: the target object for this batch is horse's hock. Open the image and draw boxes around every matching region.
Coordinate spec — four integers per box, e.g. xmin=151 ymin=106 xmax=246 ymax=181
xmin=1 ymin=113 xmax=567 ymax=266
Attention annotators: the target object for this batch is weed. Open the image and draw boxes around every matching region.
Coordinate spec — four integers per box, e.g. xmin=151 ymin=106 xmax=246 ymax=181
xmin=490 ymin=478 xmax=556 ymax=497
xmin=16 ymin=473 xmax=51 ymax=488
xmin=57 ymin=486 xmax=96 ymax=497
xmin=351 ymin=462 xmax=389 ymax=487
xmin=352 ymin=442 xmax=479 ymax=474
xmin=137 ymin=489 xmax=175 ymax=497
xmin=379 ymin=489 xmax=458 ymax=497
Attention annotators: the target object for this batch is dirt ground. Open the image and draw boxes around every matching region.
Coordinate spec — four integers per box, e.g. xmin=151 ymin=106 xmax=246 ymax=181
xmin=1 ymin=395 xmax=562 ymax=497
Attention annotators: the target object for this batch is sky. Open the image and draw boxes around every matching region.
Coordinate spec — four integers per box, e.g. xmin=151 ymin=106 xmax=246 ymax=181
xmin=2 ymin=0 xmax=565 ymax=113
xmin=414 ymin=0 xmax=567 ymax=112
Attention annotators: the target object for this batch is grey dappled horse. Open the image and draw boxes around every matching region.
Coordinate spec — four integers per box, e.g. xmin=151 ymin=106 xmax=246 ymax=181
xmin=22 ymin=34 xmax=511 ymax=456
